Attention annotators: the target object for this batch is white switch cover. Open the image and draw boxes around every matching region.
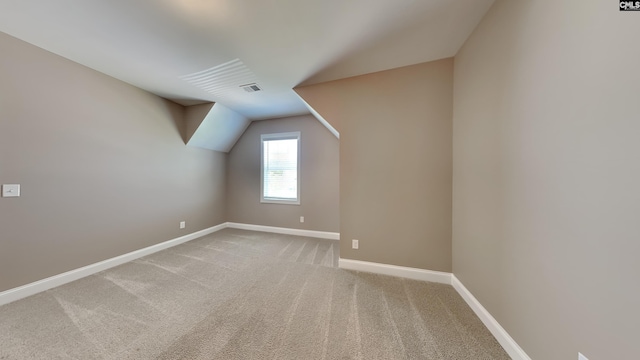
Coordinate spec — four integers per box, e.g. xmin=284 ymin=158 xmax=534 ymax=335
xmin=578 ymin=353 xmax=589 ymax=360
xmin=352 ymin=239 xmax=359 ymax=249
xmin=180 ymin=221 xmax=186 ymax=229
xmin=2 ymin=184 xmax=20 ymax=197
xmin=300 ymin=216 xmax=304 ymax=223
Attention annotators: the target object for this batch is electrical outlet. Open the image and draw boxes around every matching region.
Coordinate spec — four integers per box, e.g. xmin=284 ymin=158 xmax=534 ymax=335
xmin=300 ymin=216 xmax=304 ymax=223
xmin=578 ymin=353 xmax=589 ymax=360
xmin=352 ymin=239 xmax=359 ymax=249
xmin=180 ymin=221 xmax=186 ymax=229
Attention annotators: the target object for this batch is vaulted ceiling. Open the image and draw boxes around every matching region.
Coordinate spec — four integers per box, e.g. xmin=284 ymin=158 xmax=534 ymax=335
xmin=0 ymin=0 xmax=494 ymax=149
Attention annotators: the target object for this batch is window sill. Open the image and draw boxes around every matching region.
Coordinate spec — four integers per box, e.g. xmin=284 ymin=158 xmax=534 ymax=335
xmin=260 ymin=198 xmax=300 ymax=205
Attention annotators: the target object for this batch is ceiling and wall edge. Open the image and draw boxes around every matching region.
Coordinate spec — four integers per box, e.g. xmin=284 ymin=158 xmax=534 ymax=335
xmin=295 ymin=94 xmax=340 ymax=139
xmin=185 ymin=102 xmax=251 ymax=153
xmin=182 ymin=97 xmax=339 ymax=153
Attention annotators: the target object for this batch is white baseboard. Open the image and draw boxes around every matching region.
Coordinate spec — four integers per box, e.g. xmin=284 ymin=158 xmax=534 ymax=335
xmin=0 ymin=222 xmax=338 ymax=306
xmin=0 ymin=221 xmax=529 ymax=360
xmin=338 ymin=258 xmax=530 ymax=359
xmin=338 ymin=258 xmax=452 ymax=284
xmin=452 ymin=275 xmax=531 ymax=360
xmin=0 ymin=223 xmax=227 ymax=307
xmin=227 ymin=222 xmax=340 ymax=240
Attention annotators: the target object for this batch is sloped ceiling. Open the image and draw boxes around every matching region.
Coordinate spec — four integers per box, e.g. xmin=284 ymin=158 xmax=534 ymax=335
xmin=186 ymin=103 xmax=250 ymax=153
xmin=0 ymin=0 xmax=495 ymax=150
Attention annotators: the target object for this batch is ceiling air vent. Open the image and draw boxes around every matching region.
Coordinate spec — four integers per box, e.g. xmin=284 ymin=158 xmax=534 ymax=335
xmin=240 ymin=83 xmax=262 ymax=92
xmin=179 ymin=59 xmax=259 ymax=99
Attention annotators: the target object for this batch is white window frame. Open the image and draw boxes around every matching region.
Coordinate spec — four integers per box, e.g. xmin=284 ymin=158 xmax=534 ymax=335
xmin=260 ymin=131 xmax=301 ymax=205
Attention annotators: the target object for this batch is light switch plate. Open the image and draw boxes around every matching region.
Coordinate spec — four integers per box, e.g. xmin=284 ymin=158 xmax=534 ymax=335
xmin=2 ymin=184 xmax=20 ymax=197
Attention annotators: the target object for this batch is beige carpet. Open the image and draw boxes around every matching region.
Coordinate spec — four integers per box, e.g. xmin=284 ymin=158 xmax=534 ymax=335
xmin=0 ymin=229 xmax=509 ymax=359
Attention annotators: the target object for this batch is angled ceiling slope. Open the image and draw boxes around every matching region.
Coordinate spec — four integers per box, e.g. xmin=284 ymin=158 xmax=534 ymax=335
xmin=295 ymin=94 xmax=339 ymax=139
xmin=185 ymin=103 xmax=250 ymax=153
xmin=294 ymin=84 xmax=345 ymax=138
xmin=0 ymin=0 xmax=495 ymax=120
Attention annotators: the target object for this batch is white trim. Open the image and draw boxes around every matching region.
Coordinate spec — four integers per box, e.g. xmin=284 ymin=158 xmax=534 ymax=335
xmin=0 ymin=221 xmax=529 ymax=360
xmin=260 ymin=131 xmax=301 ymax=205
xmin=338 ymin=258 xmax=452 ymax=284
xmin=337 ymin=258 xmax=530 ymax=359
xmin=452 ymin=275 xmax=531 ymax=360
xmin=227 ymin=222 xmax=339 ymax=240
xmin=296 ymin=95 xmax=340 ymax=139
xmin=0 ymin=223 xmax=228 ymax=307
xmin=0 ymin=222 xmax=340 ymax=306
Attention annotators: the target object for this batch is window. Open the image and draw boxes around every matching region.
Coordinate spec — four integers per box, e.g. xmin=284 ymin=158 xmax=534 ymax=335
xmin=261 ymin=132 xmax=300 ymax=204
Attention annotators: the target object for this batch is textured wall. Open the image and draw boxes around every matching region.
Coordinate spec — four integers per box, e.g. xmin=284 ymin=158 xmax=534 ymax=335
xmin=296 ymin=59 xmax=453 ymax=272
xmin=0 ymin=32 xmax=227 ymax=292
xmin=227 ymin=115 xmax=339 ymax=232
xmin=453 ymin=1 xmax=640 ymax=359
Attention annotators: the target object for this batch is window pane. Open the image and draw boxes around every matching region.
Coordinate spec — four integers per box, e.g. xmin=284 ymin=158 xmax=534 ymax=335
xmin=263 ymin=138 xmax=297 ymax=200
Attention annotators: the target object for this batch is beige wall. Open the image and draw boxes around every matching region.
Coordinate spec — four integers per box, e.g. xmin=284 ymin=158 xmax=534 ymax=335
xmin=184 ymin=103 xmax=213 ymax=143
xmin=227 ymin=115 xmax=339 ymax=232
xmin=296 ymin=59 xmax=453 ymax=272
xmin=453 ymin=1 xmax=640 ymax=359
xmin=0 ymin=32 xmax=227 ymax=292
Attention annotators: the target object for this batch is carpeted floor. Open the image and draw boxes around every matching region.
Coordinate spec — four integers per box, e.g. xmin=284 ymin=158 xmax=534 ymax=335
xmin=0 ymin=229 xmax=509 ymax=359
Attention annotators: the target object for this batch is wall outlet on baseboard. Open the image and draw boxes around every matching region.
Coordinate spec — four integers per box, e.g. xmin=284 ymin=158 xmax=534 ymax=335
xmin=180 ymin=221 xmax=186 ymax=229
xmin=352 ymin=239 xmax=359 ymax=249
xmin=300 ymin=216 xmax=304 ymax=223
xmin=578 ymin=353 xmax=589 ymax=360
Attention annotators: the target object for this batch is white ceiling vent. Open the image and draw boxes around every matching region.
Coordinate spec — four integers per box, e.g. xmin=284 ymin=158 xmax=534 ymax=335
xmin=180 ymin=59 xmax=260 ymax=98
xmin=240 ymin=83 xmax=262 ymax=92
